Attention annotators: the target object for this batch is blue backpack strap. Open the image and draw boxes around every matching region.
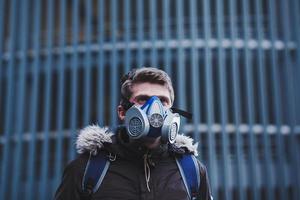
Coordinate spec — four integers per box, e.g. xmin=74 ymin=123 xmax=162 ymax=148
xmin=175 ymin=154 xmax=201 ymax=200
xmin=82 ymin=151 xmax=110 ymax=196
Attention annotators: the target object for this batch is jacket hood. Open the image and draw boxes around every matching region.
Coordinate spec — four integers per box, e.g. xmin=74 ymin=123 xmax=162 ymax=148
xmin=76 ymin=125 xmax=199 ymax=156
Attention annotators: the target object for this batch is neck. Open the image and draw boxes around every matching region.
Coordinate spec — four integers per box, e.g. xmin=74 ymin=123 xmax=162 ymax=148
xmin=143 ymin=137 xmax=162 ymax=149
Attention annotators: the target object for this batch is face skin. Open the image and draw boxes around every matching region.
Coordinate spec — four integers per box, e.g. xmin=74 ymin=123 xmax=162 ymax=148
xmin=118 ymin=82 xmax=172 ymax=149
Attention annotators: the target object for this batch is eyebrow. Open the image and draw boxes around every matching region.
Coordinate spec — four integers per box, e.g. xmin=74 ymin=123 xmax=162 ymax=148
xmin=134 ymin=95 xmax=170 ymax=102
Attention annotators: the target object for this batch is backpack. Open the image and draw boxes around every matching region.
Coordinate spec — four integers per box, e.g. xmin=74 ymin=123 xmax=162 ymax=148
xmin=81 ymin=151 xmax=201 ymax=200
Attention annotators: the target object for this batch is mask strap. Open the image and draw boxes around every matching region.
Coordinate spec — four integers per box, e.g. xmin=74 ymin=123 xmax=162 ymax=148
xmin=171 ymin=107 xmax=193 ymax=119
xmin=120 ymin=94 xmax=134 ymax=111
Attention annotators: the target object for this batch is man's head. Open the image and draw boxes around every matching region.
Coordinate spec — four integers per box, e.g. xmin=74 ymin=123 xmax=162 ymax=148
xmin=117 ymin=67 xmax=176 ymax=148
xmin=118 ymin=67 xmax=175 ymax=120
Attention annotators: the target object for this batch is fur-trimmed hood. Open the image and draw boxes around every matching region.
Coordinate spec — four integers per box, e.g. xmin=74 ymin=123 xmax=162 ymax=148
xmin=76 ymin=125 xmax=199 ymax=156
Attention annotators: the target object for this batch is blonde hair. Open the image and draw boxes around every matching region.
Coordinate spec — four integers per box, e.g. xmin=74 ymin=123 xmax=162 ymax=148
xmin=120 ymin=67 xmax=174 ymax=108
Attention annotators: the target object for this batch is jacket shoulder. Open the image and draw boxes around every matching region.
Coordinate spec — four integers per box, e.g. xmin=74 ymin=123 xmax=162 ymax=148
xmin=76 ymin=125 xmax=114 ymax=155
xmin=171 ymin=134 xmax=199 ymax=156
xmin=54 ymin=154 xmax=90 ymax=200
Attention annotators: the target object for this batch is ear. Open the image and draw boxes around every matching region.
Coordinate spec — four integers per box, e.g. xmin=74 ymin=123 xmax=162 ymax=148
xmin=117 ymin=105 xmax=126 ymax=121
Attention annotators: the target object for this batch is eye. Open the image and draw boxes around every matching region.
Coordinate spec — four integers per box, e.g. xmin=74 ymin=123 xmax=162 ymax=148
xmin=136 ymin=96 xmax=149 ymax=105
xmin=159 ymin=97 xmax=170 ymax=106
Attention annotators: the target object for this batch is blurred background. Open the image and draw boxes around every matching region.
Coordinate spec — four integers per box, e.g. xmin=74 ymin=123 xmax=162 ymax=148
xmin=0 ymin=0 xmax=300 ymax=199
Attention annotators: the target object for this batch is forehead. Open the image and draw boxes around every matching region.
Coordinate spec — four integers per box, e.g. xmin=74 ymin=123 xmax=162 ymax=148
xmin=130 ymin=82 xmax=171 ymax=100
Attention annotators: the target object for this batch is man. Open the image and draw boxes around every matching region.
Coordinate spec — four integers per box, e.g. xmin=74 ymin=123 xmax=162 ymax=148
xmin=55 ymin=67 xmax=212 ymax=200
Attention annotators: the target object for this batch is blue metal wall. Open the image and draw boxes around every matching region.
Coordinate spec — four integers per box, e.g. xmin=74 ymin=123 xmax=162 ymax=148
xmin=0 ymin=0 xmax=300 ymax=199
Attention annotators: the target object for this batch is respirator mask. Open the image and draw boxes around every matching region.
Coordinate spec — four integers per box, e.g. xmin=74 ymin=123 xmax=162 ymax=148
xmin=124 ymin=96 xmax=180 ymax=144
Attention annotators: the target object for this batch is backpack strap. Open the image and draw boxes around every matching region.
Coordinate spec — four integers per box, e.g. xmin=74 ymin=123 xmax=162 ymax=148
xmin=175 ymin=154 xmax=201 ymax=200
xmin=81 ymin=151 xmax=110 ymax=198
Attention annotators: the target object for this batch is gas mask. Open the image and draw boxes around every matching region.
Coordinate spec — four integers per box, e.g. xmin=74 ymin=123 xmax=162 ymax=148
xmin=124 ymin=96 xmax=180 ymax=144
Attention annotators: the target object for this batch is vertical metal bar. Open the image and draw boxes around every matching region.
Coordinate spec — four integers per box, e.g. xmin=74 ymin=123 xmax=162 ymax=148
xmin=124 ymin=0 xmax=131 ymax=73
xmin=110 ymin=0 xmax=118 ymax=126
xmin=25 ymin=0 xmax=42 ymax=199
xmin=150 ymin=0 xmax=157 ymax=67
xmin=254 ymin=0 xmax=274 ymax=199
xmin=97 ymin=0 xmax=105 ymax=126
xmin=216 ymin=0 xmax=231 ymax=199
xmin=69 ymin=0 xmax=79 ymax=161
xmin=242 ymin=0 xmax=259 ymax=199
xmin=0 ymin=0 xmax=18 ymax=198
xmin=229 ymin=0 xmax=245 ymax=199
xmin=0 ymin=0 xmax=4 ymax=50
xmin=38 ymin=0 xmax=54 ymax=198
xmin=292 ymin=0 xmax=300 ymax=187
xmin=279 ymin=0 xmax=300 ymax=199
xmin=0 ymin=0 xmax=5 ymax=110
xmin=175 ymin=0 xmax=186 ymax=110
xmin=83 ymin=0 xmax=92 ymax=126
xmin=137 ymin=0 xmax=144 ymax=67
xmin=267 ymin=0 xmax=286 ymax=199
xmin=292 ymin=0 xmax=300 ymax=118
xmin=189 ymin=0 xmax=201 ymax=143
xmin=122 ymin=0 xmax=130 ymax=115
xmin=54 ymin=0 xmax=67 ymax=189
xmin=203 ymin=0 xmax=217 ymax=198
xmin=11 ymin=0 xmax=29 ymax=198
xmin=163 ymin=0 xmax=171 ymax=76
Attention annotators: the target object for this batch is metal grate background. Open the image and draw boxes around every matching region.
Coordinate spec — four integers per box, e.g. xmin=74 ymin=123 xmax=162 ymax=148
xmin=0 ymin=0 xmax=300 ymax=199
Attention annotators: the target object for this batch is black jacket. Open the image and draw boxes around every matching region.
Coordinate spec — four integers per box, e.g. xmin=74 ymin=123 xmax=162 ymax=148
xmin=55 ymin=125 xmax=212 ymax=200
